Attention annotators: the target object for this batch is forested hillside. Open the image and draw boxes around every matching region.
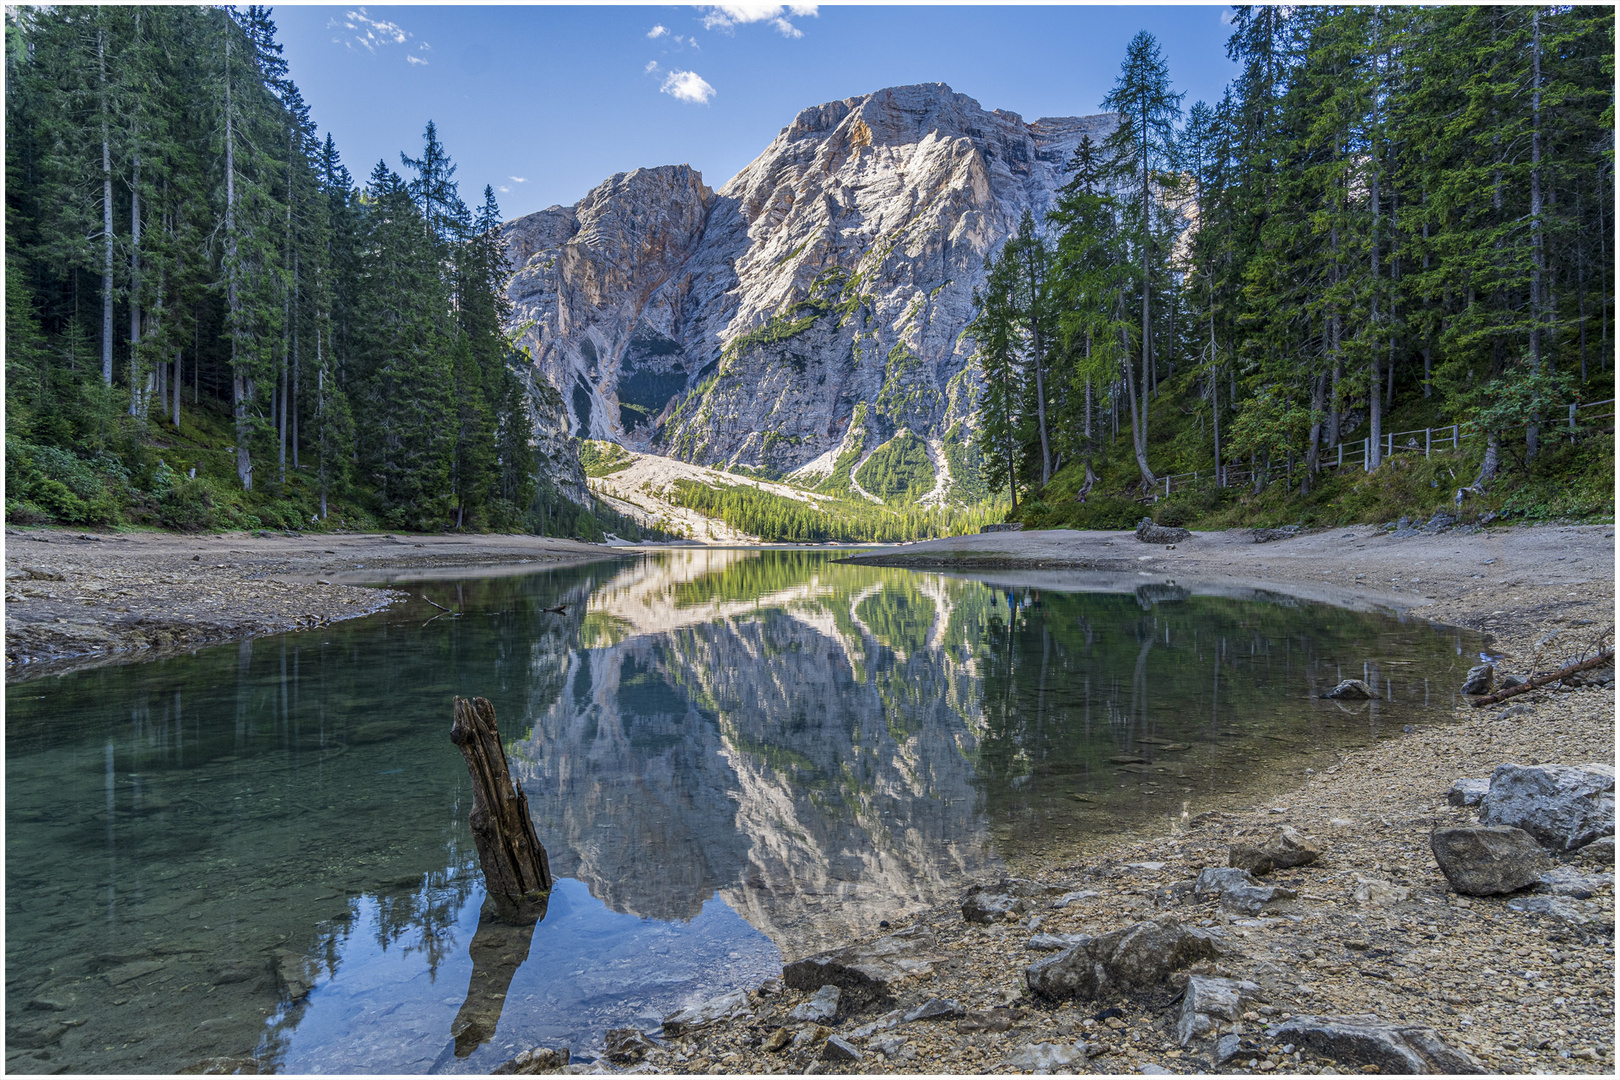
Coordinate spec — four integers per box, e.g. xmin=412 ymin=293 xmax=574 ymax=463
xmin=970 ymin=7 xmax=1614 ymax=530
xmin=3 ymin=5 xmax=636 ymax=538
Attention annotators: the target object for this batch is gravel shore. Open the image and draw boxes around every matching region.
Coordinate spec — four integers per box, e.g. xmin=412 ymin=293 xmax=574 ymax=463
xmin=3 ymin=527 xmax=628 ymax=681
xmin=607 ymin=524 xmax=1617 ymax=1076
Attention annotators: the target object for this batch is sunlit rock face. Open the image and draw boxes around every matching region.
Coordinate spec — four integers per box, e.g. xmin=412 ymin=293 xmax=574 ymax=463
xmin=507 ymin=561 xmax=1003 ymax=959
xmin=504 ymin=83 xmax=1115 ymax=479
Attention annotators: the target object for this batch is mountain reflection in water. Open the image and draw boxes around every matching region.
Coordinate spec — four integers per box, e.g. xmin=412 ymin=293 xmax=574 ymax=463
xmin=3 ymin=550 xmax=1481 ymax=1074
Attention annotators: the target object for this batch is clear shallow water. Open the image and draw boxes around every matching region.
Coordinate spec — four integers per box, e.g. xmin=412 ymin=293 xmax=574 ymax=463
xmin=5 ymin=549 xmax=1483 ymax=1073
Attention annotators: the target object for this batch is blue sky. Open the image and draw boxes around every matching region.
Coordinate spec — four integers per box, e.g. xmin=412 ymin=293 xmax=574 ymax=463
xmin=273 ymin=5 xmax=1241 ymax=221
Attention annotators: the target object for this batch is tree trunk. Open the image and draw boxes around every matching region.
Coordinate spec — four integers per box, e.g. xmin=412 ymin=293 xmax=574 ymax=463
xmin=128 ymin=150 xmax=142 ymax=415
xmin=450 ymin=697 xmax=553 ymax=924
xmin=224 ymin=31 xmax=251 ymax=490
xmin=99 ymin=26 xmax=114 ymax=387
xmin=1527 ymin=7 xmax=1544 ymax=460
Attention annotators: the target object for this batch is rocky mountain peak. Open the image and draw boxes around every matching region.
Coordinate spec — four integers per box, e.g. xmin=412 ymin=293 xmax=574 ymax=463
xmin=504 ymin=83 xmax=1115 ymax=497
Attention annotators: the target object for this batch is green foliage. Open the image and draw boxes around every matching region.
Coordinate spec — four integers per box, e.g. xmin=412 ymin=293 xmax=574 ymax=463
xmin=578 ymin=439 xmax=634 ymax=477
xmin=854 ymin=431 xmax=935 ymax=504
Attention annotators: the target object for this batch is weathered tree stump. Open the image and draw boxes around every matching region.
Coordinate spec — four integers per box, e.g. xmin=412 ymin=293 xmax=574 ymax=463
xmin=451 ymin=696 xmax=552 ymax=923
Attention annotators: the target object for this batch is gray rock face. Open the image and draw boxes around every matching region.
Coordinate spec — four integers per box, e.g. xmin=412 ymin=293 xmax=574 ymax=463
xmin=661 ymin=988 xmax=752 ymax=1035
xmin=1480 ymin=762 xmax=1615 ymax=851
xmin=1267 ymin=1014 xmax=1485 ymax=1074
xmin=1136 ymin=518 xmax=1191 ymax=545
xmin=1461 ymin=663 xmax=1495 ymax=695
xmin=504 ymin=83 xmax=1115 ymax=479
xmin=1320 ymin=679 xmax=1377 ymax=700
xmin=782 ymin=927 xmax=942 ymax=1005
xmin=1193 ymin=866 xmax=1260 ymax=898
xmin=1024 ymin=915 xmax=1222 ymax=1000
xmin=1534 ymin=866 xmax=1613 ymax=899
xmin=1027 ymin=933 xmax=1091 ymax=952
xmin=1250 ymin=526 xmax=1298 ymax=544
xmin=1430 ymin=826 xmax=1550 ymax=895
xmin=1447 ymin=777 xmax=1490 ymax=808
xmin=1176 ymin=975 xmax=1259 ymax=1045
xmin=788 ymin=984 xmax=842 ymax=1023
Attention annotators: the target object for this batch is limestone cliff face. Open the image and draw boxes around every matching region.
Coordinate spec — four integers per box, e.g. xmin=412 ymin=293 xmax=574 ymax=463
xmin=505 ymin=83 xmax=1115 ymax=485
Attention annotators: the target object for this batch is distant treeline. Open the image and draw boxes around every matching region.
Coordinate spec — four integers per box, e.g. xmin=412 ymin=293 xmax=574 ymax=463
xmin=5 ymin=5 xmax=564 ymax=533
xmin=666 ymin=479 xmax=1004 ymax=543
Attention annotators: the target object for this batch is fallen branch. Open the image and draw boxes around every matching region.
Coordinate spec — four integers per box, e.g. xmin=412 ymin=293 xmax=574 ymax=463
xmin=421 ymin=593 xmax=460 ymax=616
xmin=1470 ymin=649 xmax=1615 ymax=707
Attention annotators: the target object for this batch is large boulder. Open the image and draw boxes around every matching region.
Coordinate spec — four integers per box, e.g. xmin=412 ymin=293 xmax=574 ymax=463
xmin=1024 ymin=915 xmax=1222 ymax=1000
xmin=1176 ymin=975 xmax=1259 ymax=1045
xmin=1267 ymin=1015 xmax=1484 ymax=1074
xmin=1480 ymin=763 xmax=1615 ymax=851
xmin=1136 ymin=518 xmax=1191 ymax=544
xmin=782 ymin=927 xmax=942 ymax=1006
xmin=1430 ymin=826 xmax=1550 ymax=895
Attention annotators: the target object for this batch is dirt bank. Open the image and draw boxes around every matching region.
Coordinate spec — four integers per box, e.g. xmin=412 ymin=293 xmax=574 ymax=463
xmin=609 ymin=524 xmax=1615 ymax=1076
xmin=4 ymin=527 xmax=631 ymax=681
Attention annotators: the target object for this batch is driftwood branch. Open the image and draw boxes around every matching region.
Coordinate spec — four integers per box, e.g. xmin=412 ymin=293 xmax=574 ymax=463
xmin=1469 ymin=649 xmax=1615 ymax=707
xmin=451 ymin=696 xmax=552 ymax=923
xmin=421 ymin=593 xmax=459 ymax=615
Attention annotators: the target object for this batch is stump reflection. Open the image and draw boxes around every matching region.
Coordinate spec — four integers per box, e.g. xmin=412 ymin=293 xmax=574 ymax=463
xmin=449 ymin=896 xmax=546 ymax=1057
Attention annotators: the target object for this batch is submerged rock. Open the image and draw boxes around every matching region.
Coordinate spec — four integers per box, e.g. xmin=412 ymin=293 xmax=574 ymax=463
xmin=492 ymin=1047 xmax=571 ymax=1075
xmin=1267 ymin=1014 xmax=1485 ymax=1074
xmin=603 ymin=1028 xmax=658 ymax=1066
xmin=1320 ymin=679 xmax=1377 ymax=700
xmin=1024 ymin=915 xmax=1222 ymax=1000
xmin=1480 ymin=762 xmax=1616 ymax=851
xmin=661 ymin=988 xmax=752 ymax=1035
xmin=1430 ymin=826 xmax=1549 ymax=895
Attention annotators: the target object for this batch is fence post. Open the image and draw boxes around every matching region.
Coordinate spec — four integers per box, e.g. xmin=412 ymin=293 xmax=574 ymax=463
xmin=1363 ymin=437 xmax=1370 ymax=472
xmin=1452 ymin=423 xmax=1459 ymax=450
xmin=1425 ymin=428 xmax=1431 ymax=457
xmin=1165 ymin=475 xmax=1171 ymax=497
xmin=1337 ymin=443 xmax=1343 ymax=467
xmin=1569 ymin=402 xmax=1578 ymax=431
xmin=1386 ymin=431 xmax=1393 ymax=459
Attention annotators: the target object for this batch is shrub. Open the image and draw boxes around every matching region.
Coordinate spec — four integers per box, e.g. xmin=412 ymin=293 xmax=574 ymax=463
xmin=160 ymin=477 xmax=218 ymax=532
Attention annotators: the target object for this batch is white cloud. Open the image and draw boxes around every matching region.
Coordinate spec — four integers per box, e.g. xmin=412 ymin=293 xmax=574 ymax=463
xmin=645 ymin=59 xmax=661 ymax=73
xmin=406 ymin=54 xmax=428 ymax=65
xmin=1219 ymin=8 xmax=1236 ymax=24
xmin=508 ymin=176 xmax=528 ymax=184
xmin=699 ymin=4 xmax=817 ymax=38
xmin=660 ymin=69 xmax=715 ymax=105
xmin=647 ymin=24 xmax=669 ymax=38
xmin=329 ymin=8 xmax=428 ymax=58
xmin=498 ymin=185 xmax=511 ymax=194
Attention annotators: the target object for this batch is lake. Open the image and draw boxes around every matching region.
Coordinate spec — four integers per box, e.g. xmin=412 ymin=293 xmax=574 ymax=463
xmin=5 ymin=549 xmax=1482 ymax=1073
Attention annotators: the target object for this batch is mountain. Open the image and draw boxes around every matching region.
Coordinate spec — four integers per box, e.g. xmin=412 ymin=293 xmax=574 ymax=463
xmin=504 ymin=83 xmax=1115 ymax=499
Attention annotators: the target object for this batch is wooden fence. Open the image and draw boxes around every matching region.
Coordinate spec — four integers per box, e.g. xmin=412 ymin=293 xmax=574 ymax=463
xmin=1153 ymin=398 xmax=1615 ymax=495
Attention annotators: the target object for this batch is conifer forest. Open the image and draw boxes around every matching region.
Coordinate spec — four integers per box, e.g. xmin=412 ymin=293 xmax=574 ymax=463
xmin=4 ymin=5 xmax=1614 ymax=540
xmin=970 ymin=6 xmax=1614 ymax=530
